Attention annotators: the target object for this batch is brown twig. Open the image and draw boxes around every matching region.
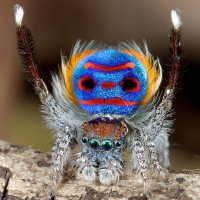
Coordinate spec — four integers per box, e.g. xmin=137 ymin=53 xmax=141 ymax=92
xmin=0 ymin=140 xmax=199 ymax=199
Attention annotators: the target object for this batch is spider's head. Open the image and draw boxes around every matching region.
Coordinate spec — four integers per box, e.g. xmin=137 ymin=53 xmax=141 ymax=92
xmin=76 ymin=117 xmax=128 ymax=184
xmin=82 ymin=117 xmax=127 ymax=154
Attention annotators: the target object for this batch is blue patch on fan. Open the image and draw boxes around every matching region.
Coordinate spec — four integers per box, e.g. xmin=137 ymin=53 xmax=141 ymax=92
xmin=73 ymin=49 xmax=148 ymax=116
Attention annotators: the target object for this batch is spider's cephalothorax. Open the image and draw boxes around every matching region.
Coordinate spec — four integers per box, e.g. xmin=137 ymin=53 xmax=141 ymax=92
xmin=76 ymin=117 xmax=128 ymax=184
xmin=14 ymin=4 xmax=183 ymax=196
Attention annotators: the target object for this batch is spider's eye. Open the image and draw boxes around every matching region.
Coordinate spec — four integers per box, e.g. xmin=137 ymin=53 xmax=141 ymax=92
xmin=82 ymin=137 xmax=88 ymax=143
xmin=78 ymin=76 xmax=96 ymax=92
xmin=102 ymin=141 xmax=113 ymax=151
xmin=120 ymin=76 xmax=140 ymax=92
xmin=89 ymin=139 xmax=100 ymax=150
xmin=115 ymin=141 xmax=122 ymax=148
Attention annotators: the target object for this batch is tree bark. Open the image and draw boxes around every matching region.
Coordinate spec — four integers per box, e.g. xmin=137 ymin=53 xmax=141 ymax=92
xmin=0 ymin=140 xmax=199 ymax=200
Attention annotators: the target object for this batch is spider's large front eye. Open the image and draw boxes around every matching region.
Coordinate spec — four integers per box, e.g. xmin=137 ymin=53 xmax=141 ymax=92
xmin=78 ymin=76 xmax=97 ymax=92
xmin=89 ymin=139 xmax=100 ymax=150
xmin=120 ymin=76 xmax=140 ymax=92
xmin=102 ymin=141 xmax=113 ymax=151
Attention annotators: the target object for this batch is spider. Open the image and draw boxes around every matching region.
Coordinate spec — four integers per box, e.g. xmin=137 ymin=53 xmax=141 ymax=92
xmin=14 ymin=5 xmax=183 ymax=197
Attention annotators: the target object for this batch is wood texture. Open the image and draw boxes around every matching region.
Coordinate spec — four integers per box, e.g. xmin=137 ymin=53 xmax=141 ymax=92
xmin=0 ymin=140 xmax=199 ymax=200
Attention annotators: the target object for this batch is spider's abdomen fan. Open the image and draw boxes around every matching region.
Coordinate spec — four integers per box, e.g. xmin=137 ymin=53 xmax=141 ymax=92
xmin=62 ymin=42 xmax=162 ymax=116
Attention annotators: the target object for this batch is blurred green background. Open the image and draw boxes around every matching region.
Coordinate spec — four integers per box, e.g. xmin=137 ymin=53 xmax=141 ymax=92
xmin=0 ymin=0 xmax=200 ymax=170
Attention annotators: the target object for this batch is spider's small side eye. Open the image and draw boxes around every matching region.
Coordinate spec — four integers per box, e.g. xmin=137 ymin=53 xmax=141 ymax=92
xmin=120 ymin=76 xmax=140 ymax=92
xmin=78 ymin=76 xmax=96 ymax=92
xmin=89 ymin=139 xmax=100 ymax=150
xmin=115 ymin=141 xmax=122 ymax=148
xmin=82 ymin=137 xmax=88 ymax=143
xmin=102 ymin=141 xmax=113 ymax=151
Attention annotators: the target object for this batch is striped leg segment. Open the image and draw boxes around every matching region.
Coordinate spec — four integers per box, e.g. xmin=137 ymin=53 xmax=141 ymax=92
xmin=133 ymin=133 xmax=150 ymax=191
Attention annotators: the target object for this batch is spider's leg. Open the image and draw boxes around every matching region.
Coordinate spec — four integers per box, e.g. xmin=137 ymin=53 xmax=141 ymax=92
xmin=144 ymin=135 xmax=165 ymax=178
xmin=14 ymin=5 xmax=76 ymax=196
xmin=40 ymin=90 xmax=80 ymax=198
xmin=42 ymin=96 xmax=76 ymax=191
xmin=132 ymin=132 xmax=150 ymax=192
xmin=51 ymin=128 xmax=74 ymax=194
xmin=14 ymin=4 xmax=48 ymax=97
xmin=147 ymin=9 xmax=183 ymax=141
xmin=168 ymin=9 xmax=183 ymax=92
xmin=142 ymin=9 xmax=183 ymax=179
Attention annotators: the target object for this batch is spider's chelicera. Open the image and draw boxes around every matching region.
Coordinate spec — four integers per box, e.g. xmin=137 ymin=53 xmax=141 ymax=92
xmin=14 ymin=4 xmax=183 ymax=196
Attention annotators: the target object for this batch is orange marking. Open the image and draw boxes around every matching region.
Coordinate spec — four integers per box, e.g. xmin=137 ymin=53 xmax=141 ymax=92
xmin=83 ymin=120 xmax=127 ymax=139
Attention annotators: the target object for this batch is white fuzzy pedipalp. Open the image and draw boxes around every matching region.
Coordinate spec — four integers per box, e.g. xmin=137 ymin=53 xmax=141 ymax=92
xmin=82 ymin=166 xmax=96 ymax=182
xmin=99 ymin=159 xmax=123 ymax=185
xmin=99 ymin=169 xmax=113 ymax=185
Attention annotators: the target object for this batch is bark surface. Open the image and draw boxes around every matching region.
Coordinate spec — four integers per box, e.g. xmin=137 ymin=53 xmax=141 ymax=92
xmin=0 ymin=140 xmax=199 ymax=200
